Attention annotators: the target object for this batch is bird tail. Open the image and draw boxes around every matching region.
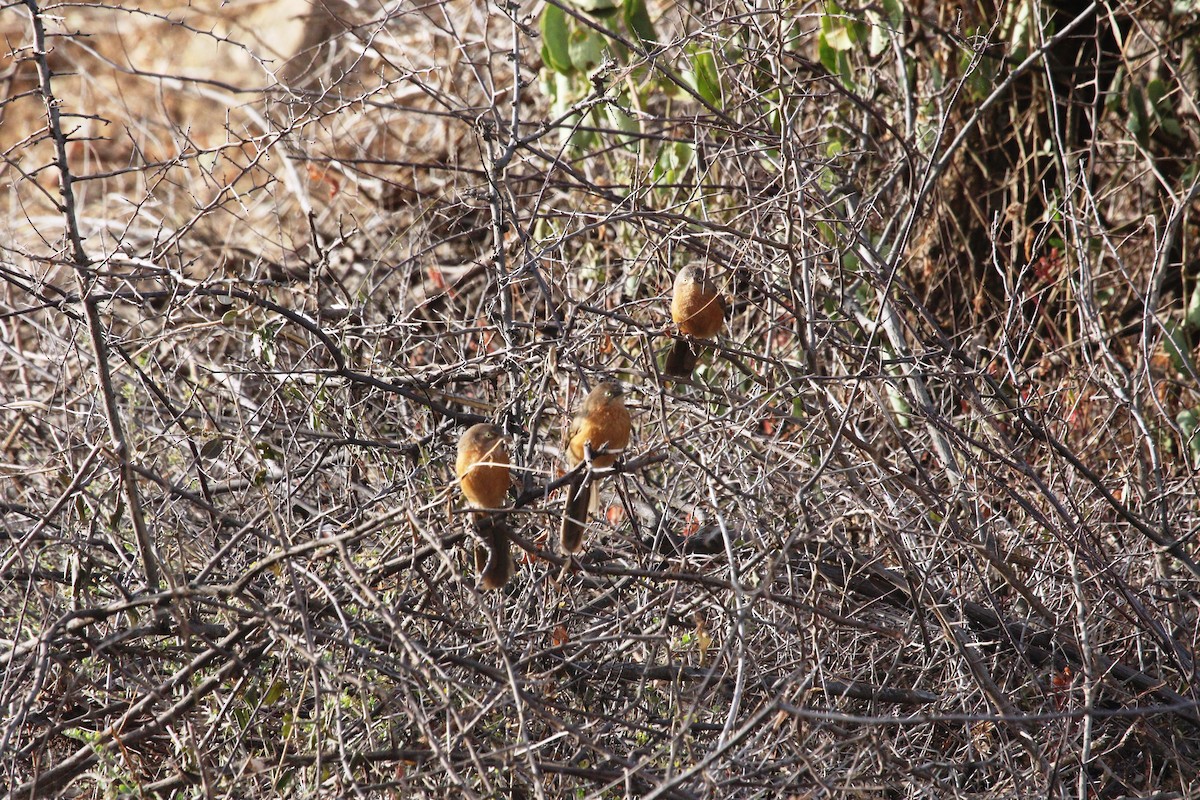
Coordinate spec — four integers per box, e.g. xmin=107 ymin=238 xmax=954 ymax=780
xmin=665 ymin=338 xmax=700 ymax=376
xmin=473 ymin=513 xmax=513 ymax=590
xmin=560 ymin=475 xmax=595 ymax=554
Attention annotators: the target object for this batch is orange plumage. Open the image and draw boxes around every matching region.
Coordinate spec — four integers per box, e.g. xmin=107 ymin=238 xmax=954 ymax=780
xmin=666 ymin=266 xmax=724 ymax=376
xmin=560 ymin=382 xmax=632 ymax=554
xmin=455 ymin=423 xmax=513 ymax=589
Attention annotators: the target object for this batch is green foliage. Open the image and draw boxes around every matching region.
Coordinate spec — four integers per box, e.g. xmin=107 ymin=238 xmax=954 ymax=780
xmin=1186 ymin=281 xmax=1200 ymax=331
xmin=1118 ymin=73 xmax=1185 ymax=146
xmin=818 ymin=4 xmax=859 ymax=89
xmin=1162 ymin=318 xmax=1195 ymax=375
xmin=540 ymin=6 xmax=572 ymax=74
xmin=539 ymin=0 xmax=657 ymax=81
xmin=1146 ymin=78 xmax=1184 ymax=138
xmin=538 ymin=0 xmax=660 ymax=159
xmin=562 ymin=0 xmax=618 ymax=13
xmin=1162 ymin=281 xmax=1200 ymax=379
xmin=683 ymin=45 xmax=722 ymax=107
xmin=958 ymin=30 xmax=1001 ymax=101
xmin=650 ymin=138 xmax=696 ymax=198
xmin=1177 ymin=408 xmax=1200 ymax=467
xmin=866 ymin=0 xmax=904 ymax=56
xmin=1004 ymin=0 xmax=1037 ymax=61
xmin=568 ymin=25 xmax=606 ymax=72
xmin=1126 ymin=82 xmax=1149 ymax=145
xmin=254 ymin=320 xmax=281 ymax=366
xmin=623 ymin=0 xmax=655 ymax=44
xmin=886 ymin=378 xmax=912 ymax=428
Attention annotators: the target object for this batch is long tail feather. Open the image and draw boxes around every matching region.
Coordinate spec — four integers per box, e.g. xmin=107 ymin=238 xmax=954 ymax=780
xmin=665 ymin=338 xmax=700 ymax=376
xmin=473 ymin=514 xmax=513 ymax=590
xmin=560 ymin=474 xmax=594 ymax=554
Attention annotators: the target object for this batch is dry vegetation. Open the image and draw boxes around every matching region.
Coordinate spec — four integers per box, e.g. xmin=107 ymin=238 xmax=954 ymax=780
xmin=3 ymin=0 xmax=1200 ymax=796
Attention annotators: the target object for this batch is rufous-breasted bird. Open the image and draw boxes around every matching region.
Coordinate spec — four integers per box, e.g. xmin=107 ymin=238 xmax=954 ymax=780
xmin=560 ymin=382 xmax=632 ymax=554
xmin=456 ymin=423 xmax=514 ymax=589
xmin=665 ymin=265 xmax=724 ymax=377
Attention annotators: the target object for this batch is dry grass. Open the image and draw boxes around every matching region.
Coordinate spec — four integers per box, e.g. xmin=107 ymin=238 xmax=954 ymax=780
xmin=3 ymin=0 xmax=1200 ymax=796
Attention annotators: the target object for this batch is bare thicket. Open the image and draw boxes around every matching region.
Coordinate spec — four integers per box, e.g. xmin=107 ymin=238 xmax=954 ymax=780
xmin=3 ymin=0 xmax=1200 ymax=796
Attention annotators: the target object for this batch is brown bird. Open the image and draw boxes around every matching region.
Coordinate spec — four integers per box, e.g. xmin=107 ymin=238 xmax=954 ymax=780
xmin=665 ymin=265 xmax=725 ymax=377
xmin=455 ymin=423 xmax=514 ymax=590
xmin=560 ymin=382 xmax=632 ymax=554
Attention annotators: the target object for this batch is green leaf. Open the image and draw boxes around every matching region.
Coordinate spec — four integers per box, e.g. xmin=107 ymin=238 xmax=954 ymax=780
xmin=622 ymin=0 xmax=655 ymax=44
xmin=1178 ymin=408 xmax=1197 ymax=438
xmin=1178 ymin=408 xmax=1200 ymax=467
xmin=816 ymin=33 xmax=835 ymax=74
xmin=1127 ymin=83 xmax=1148 ymax=145
xmin=563 ymin=0 xmax=618 ymax=13
xmin=567 ymin=125 xmax=598 ymax=153
xmin=1146 ymin=78 xmax=1182 ymax=138
xmin=605 ymin=102 xmax=640 ymax=147
xmin=547 ymin=71 xmax=577 ymax=118
xmin=686 ymin=48 xmax=721 ymax=107
xmin=868 ymin=19 xmax=888 ymax=57
xmin=263 ymin=680 xmax=285 ymax=705
xmin=836 ymin=49 xmax=854 ymax=88
xmin=1007 ymin=1 xmax=1034 ymax=60
xmin=540 ymin=6 xmax=573 ymax=74
xmin=817 ymin=9 xmax=856 ymax=87
xmin=200 ymin=437 xmax=225 ymax=460
xmin=256 ymin=441 xmax=280 ymax=461
xmin=568 ymin=27 xmax=606 ymax=71
xmin=818 ymin=33 xmax=837 ymax=74
xmin=1161 ymin=116 xmax=1184 ymax=138
xmin=652 ymin=140 xmax=693 ymax=185
xmin=887 ymin=381 xmax=912 ymax=428
xmin=1146 ymin=78 xmax=1168 ymax=109
xmin=1105 ymin=67 xmax=1124 ymax=112
xmin=820 ymin=1 xmax=861 ymax=58
xmin=881 ymin=0 xmax=904 ymax=29
xmin=1162 ymin=317 xmax=1195 ymax=375
xmin=1186 ymin=282 xmax=1200 ymax=330
xmin=1182 ymin=161 xmax=1199 ymax=186
xmin=823 ymin=21 xmax=854 ymax=51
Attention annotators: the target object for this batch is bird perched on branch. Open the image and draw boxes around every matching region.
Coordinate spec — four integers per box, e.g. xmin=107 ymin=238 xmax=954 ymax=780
xmin=455 ymin=423 xmax=514 ymax=589
xmin=560 ymin=382 xmax=632 ymax=554
xmin=665 ymin=265 xmax=725 ymax=377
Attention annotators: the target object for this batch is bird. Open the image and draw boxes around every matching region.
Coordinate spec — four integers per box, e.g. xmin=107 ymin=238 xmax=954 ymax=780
xmin=560 ymin=382 xmax=632 ymax=554
xmin=665 ymin=265 xmax=725 ymax=377
xmin=455 ymin=423 xmax=514 ymax=590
